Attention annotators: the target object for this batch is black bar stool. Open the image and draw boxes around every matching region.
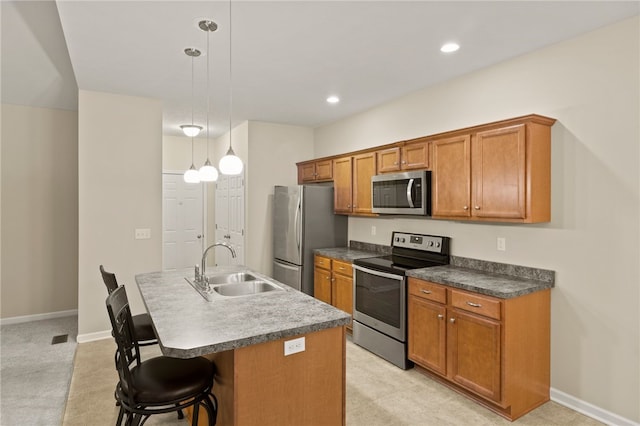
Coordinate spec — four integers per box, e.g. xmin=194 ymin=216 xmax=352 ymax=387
xmin=100 ymin=265 xmax=157 ymax=346
xmin=106 ymin=285 xmax=218 ymax=426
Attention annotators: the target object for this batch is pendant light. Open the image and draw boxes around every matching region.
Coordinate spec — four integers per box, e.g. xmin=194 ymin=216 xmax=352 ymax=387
xmin=198 ymin=20 xmax=219 ymax=182
xmin=219 ymin=0 xmax=243 ymax=175
xmin=183 ymin=47 xmax=201 ymax=184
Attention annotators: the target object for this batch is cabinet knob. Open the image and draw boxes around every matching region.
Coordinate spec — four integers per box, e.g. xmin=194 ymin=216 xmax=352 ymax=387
xmin=463 ymin=206 xmax=469 ymax=210
xmin=449 ymin=318 xmax=456 ymax=323
xmin=474 ymin=205 xmax=480 ymax=210
xmin=402 ymin=161 xmax=406 ymax=164
xmin=437 ymin=314 xmax=444 ymax=319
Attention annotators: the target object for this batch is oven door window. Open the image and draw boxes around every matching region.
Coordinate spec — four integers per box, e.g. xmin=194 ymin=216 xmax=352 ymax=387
xmin=354 ymin=269 xmax=402 ymax=328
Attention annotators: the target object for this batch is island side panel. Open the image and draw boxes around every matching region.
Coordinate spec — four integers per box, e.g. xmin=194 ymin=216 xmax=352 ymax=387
xmin=234 ymin=326 xmax=346 ymax=426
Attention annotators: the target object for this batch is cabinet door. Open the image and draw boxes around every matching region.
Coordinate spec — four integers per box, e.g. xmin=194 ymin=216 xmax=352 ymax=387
xmin=408 ymin=295 xmax=447 ymax=376
xmin=377 ymin=147 xmax=401 ymax=173
xmin=315 ymin=159 xmax=333 ymax=181
xmin=333 ymin=157 xmax=353 ymax=214
xmin=299 ymin=163 xmax=317 ymax=183
xmin=473 ymin=125 xmax=526 ymax=219
xmin=352 ymin=153 xmax=377 ymax=215
xmin=401 ymin=141 xmax=429 ymax=170
xmin=432 ymin=135 xmax=471 ymax=217
xmin=332 ymin=272 xmax=353 ymax=326
xmin=448 ymin=309 xmax=501 ymax=403
xmin=313 ymin=267 xmax=332 ymax=304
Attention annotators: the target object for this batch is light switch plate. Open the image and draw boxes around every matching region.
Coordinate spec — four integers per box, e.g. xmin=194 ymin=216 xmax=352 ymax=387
xmin=497 ymin=237 xmax=506 ymax=251
xmin=284 ymin=337 xmax=305 ymax=356
xmin=135 ymin=228 xmax=151 ymax=240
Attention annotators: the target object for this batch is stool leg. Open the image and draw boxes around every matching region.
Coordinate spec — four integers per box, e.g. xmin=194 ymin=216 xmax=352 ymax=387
xmin=192 ymin=401 xmax=200 ymax=426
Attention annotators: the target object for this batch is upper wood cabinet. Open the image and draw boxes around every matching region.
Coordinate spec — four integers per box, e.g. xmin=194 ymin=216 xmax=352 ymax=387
xmin=377 ymin=139 xmax=430 ymax=173
xmin=432 ymin=116 xmax=553 ymax=223
xmin=333 ymin=153 xmax=377 ymax=215
xmin=297 ymin=159 xmax=332 ymax=183
xmin=296 ymin=114 xmax=555 ymax=223
xmin=332 ymin=156 xmax=353 ymax=214
xmin=432 ymin=134 xmax=472 ymax=218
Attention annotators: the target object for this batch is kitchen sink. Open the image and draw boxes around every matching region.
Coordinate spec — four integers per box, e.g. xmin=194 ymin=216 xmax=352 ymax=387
xmin=205 ymin=272 xmax=257 ymax=285
xmin=185 ymin=270 xmax=285 ymax=301
xmin=213 ymin=281 xmax=281 ymax=297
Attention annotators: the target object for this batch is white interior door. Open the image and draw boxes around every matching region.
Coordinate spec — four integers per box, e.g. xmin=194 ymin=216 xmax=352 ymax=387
xmin=163 ymin=173 xmax=205 ymax=270
xmin=215 ymin=172 xmax=245 ymax=266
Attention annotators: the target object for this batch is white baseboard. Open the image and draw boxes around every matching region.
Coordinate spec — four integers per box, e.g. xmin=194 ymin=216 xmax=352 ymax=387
xmin=0 ymin=309 xmax=78 ymax=326
xmin=77 ymin=329 xmax=112 ymax=343
xmin=551 ymin=388 xmax=639 ymax=426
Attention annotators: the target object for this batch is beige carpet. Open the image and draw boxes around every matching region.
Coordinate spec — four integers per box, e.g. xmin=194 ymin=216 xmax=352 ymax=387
xmin=63 ymin=338 xmax=601 ymax=425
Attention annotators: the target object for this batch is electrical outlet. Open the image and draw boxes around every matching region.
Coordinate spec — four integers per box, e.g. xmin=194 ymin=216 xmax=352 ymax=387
xmin=371 ymin=226 xmax=377 ymax=236
xmin=284 ymin=337 xmax=305 ymax=356
xmin=135 ymin=228 xmax=151 ymax=240
xmin=497 ymin=237 xmax=506 ymax=251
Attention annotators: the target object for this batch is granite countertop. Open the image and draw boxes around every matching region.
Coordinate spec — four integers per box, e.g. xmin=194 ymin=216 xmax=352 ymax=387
xmin=315 ymin=240 xmax=390 ymax=262
xmin=314 ymin=247 xmax=379 ymax=262
xmin=406 ymin=257 xmax=554 ymax=299
xmin=136 ymin=266 xmax=350 ymax=359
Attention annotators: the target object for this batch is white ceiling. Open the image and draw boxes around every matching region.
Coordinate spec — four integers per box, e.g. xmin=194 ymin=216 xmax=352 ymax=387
xmin=2 ymin=1 xmax=638 ymax=138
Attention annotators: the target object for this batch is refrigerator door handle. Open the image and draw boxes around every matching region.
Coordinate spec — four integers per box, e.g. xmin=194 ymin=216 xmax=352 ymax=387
xmin=295 ymin=198 xmax=302 ymax=252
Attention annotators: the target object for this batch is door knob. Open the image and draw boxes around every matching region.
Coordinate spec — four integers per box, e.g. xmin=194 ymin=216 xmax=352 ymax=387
xmin=197 ymin=235 xmax=202 ymax=239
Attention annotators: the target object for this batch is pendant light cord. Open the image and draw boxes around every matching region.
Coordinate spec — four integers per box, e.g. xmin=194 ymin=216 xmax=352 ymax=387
xmin=228 ymin=0 xmax=233 ymax=150
xmin=206 ymin=25 xmax=211 ymax=160
xmin=190 ymin=51 xmax=196 ymax=165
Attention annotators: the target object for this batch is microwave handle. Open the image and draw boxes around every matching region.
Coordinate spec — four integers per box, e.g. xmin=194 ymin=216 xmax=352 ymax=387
xmin=406 ymin=178 xmax=415 ymax=208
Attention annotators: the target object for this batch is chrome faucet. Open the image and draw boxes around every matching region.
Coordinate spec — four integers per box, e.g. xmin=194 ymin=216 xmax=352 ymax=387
xmin=199 ymin=242 xmax=237 ymax=284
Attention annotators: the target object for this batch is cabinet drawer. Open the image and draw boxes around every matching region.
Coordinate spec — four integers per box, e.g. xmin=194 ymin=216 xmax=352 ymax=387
xmin=451 ymin=290 xmax=501 ymax=320
xmin=314 ymin=255 xmax=331 ymax=269
xmin=408 ymin=278 xmax=446 ymax=304
xmin=332 ymin=259 xmax=353 ymax=277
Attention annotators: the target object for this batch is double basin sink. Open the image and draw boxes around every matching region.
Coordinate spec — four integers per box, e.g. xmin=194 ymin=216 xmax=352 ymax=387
xmin=186 ymin=270 xmax=286 ymax=301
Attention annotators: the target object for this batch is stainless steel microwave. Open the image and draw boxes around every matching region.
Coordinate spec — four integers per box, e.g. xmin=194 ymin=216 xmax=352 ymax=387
xmin=371 ymin=170 xmax=431 ymax=215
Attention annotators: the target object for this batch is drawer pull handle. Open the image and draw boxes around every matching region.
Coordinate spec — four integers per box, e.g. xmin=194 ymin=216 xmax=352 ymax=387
xmin=466 ymin=302 xmax=482 ymax=308
xmin=437 ymin=314 xmax=444 ymax=319
xmin=420 ymin=289 xmax=432 ymax=294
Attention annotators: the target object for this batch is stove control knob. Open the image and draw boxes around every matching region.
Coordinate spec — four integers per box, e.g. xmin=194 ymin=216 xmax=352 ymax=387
xmin=400 ymin=238 xmax=406 ymax=243
xmin=435 ymin=242 xmax=441 ymax=248
xmin=395 ymin=237 xmax=399 ymax=242
xmin=428 ymin=241 xmax=434 ymax=247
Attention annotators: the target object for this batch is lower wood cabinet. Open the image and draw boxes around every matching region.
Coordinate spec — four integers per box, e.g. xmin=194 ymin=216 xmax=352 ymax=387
xmin=408 ymin=277 xmax=550 ymax=421
xmin=314 ymin=255 xmax=353 ymax=328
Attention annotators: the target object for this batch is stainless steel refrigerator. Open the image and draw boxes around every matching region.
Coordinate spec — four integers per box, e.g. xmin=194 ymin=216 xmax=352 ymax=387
xmin=273 ymin=185 xmax=347 ymax=296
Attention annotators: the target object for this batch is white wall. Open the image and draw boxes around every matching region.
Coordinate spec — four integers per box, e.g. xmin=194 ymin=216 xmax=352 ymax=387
xmin=315 ymin=17 xmax=639 ymax=423
xmin=245 ymin=121 xmax=314 ymax=274
xmin=78 ymin=90 xmax=162 ymax=338
xmin=1 ymin=105 xmax=78 ymax=318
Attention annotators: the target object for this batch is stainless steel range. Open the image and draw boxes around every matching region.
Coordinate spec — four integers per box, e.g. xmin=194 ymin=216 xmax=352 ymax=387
xmin=352 ymin=231 xmax=450 ymax=369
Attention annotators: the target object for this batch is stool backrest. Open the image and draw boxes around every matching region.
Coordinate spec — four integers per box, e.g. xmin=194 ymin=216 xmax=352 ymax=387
xmin=106 ymin=286 xmax=141 ymax=406
xmin=100 ymin=265 xmax=119 ymax=294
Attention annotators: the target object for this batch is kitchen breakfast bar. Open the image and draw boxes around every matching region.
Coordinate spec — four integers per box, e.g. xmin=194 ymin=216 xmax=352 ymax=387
xmin=136 ymin=266 xmax=351 ymax=426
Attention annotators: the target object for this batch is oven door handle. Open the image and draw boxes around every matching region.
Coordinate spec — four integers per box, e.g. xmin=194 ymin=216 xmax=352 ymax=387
xmin=353 ymin=264 xmax=405 ymax=281
xmin=406 ymin=178 xmax=415 ymax=208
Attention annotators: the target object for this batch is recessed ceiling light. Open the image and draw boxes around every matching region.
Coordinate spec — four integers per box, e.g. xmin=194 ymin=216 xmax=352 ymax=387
xmin=327 ymin=95 xmax=340 ymax=104
xmin=440 ymin=42 xmax=460 ymax=53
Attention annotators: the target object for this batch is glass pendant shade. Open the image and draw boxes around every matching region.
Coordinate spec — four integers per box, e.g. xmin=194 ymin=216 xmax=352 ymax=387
xmin=184 ymin=164 xmax=201 ymax=183
xmin=180 ymin=124 xmax=203 ymax=137
xmin=219 ymin=146 xmax=243 ymax=175
xmin=199 ymin=158 xmax=219 ymax=182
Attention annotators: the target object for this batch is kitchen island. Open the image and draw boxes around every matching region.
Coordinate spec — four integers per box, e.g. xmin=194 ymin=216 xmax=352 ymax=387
xmin=136 ymin=266 xmax=350 ymax=426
